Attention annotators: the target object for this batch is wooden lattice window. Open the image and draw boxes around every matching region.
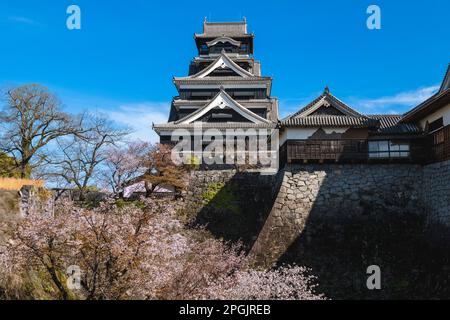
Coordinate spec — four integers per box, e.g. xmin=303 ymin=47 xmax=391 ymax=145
xmin=428 ymin=117 xmax=444 ymax=133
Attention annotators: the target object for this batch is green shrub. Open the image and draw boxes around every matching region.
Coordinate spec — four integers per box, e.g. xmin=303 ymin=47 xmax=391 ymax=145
xmin=202 ymin=182 xmax=240 ymax=214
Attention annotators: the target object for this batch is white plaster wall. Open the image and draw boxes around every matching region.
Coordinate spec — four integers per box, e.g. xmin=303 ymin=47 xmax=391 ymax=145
xmin=419 ymin=103 xmax=450 ymax=129
xmin=280 ymin=127 xmax=350 ymax=144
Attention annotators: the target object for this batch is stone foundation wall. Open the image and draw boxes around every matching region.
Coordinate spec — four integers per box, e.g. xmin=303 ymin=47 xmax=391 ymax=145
xmin=183 ymin=170 xmax=276 ymax=247
xmin=184 ymin=170 xmax=276 ymax=216
xmin=423 ymin=160 xmax=450 ymax=224
xmin=250 ymin=164 xmax=425 ymax=267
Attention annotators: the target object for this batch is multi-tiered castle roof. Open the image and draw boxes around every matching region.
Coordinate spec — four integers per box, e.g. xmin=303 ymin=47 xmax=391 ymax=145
xmin=153 ymin=19 xmax=278 ymax=138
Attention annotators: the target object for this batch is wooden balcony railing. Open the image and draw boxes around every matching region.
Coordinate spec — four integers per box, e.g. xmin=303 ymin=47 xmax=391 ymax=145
xmin=284 ymin=139 xmax=369 ymax=164
xmin=282 ymin=138 xmax=426 ymax=164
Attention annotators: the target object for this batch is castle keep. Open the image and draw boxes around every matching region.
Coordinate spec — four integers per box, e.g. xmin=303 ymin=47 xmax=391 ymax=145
xmin=153 ymin=19 xmax=278 ymax=145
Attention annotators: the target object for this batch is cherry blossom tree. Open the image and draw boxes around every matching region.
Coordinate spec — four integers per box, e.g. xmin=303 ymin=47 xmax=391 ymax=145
xmin=0 ymin=199 xmax=323 ymax=300
xmin=101 ymin=142 xmax=150 ymax=198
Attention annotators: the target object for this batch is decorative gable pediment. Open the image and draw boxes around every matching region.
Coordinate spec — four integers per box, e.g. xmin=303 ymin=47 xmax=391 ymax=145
xmin=290 ymin=89 xmax=362 ymax=119
xmin=206 ymin=36 xmax=241 ymax=48
xmin=175 ymin=90 xmax=270 ymax=125
xmin=303 ymin=97 xmax=348 ymax=117
xmin=189 ymin=53 xmax=254 ymax=79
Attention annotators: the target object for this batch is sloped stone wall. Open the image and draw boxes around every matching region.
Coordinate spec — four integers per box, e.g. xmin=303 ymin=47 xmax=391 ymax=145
xmin=423 ymin=160 xmax=450 ymax=224
xmin=250 ymin=164 xmax=424 ymax=267
xmin=18 ymin=186 xmax=54 ymax=217
xmin=183 ymin=170 xmax=276 ymax=247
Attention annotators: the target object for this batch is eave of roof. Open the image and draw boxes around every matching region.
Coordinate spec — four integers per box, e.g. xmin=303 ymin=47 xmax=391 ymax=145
xmin=368 ymin=115 xmax=422 ymax=134
xmin=439 ymin=63 xmax=450 ymax=93
xmin=195 ymin=33 xmax=254 ymax=39
xmin=402 ymin=64 xmax=450 ymax=122
xmin=173 ymin=77 xmax=271 ymax=83
xmin=281 ymin=115 xmax=378 ymax=128
xmin=153 ymin=122 xmax=276 ymax=134
xmin=173 ymin=77 xmax=273 ymax=95
xmin=401 ymin=89 xmax=450 ymax=122
xmin=173 ymin=98 xmax=273 ymax=105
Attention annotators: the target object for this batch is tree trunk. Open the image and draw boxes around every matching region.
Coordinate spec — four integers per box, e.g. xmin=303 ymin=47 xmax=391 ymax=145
xmin=79 ymin=189 xmax=86 ymax=202
xmin=20 ymin=162 xmax=27 ymax=179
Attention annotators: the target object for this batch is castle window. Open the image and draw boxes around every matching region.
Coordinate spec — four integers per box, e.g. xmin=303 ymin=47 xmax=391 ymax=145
xmin=428 ymin=117 xmax=444 ymax=133
xmin=200 ymin=44 xmax=208 ymax=54
xmin=369 ymin=140 xmax=410 ymax=158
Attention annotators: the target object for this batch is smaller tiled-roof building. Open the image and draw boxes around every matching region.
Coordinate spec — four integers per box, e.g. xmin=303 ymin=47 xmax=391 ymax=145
xmin=280 ymin=87 xmax=424 ymax=164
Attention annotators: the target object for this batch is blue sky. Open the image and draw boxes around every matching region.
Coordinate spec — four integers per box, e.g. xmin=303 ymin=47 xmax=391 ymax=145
xmin=1 ymin=0 xmax=449 ymax=142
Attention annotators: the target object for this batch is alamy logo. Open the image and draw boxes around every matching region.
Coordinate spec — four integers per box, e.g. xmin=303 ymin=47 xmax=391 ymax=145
xmin=170 ymin=123 xmax=279 ymax=173
xmin=66 ymin=5 xmax=81 ymax=30
xmin=66 ymin=265 xmax=81 ymax=290
xmin=367 ymin=5 xmax=382 ymax=30
xmin=366 ymin=265 xmax=381 ymax=290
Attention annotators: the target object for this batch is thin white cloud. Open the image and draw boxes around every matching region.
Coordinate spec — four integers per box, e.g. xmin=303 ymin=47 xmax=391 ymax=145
xmin=8 ymin=16 xmax=39 ymax=25
xmin=279 ymin=92 xmax=323 ymax=119
xmin=352 ymin=85 xmax=440 ymax=113
xmin=51 ymin=87 xmax=169 ymax=144
xmin=102 ymin=102 xmax=170 ymax=143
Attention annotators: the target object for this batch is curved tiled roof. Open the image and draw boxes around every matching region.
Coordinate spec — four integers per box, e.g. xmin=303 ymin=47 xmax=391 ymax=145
xmin=153 ymin=122 xmax=276 ymax=133
xmin=282 ymin=115 xmax=378 ymax=127
xmin=368 ymin=115 xmax=422 ymax=134
xmin=174 ymin=76 xmax=270 ymax=82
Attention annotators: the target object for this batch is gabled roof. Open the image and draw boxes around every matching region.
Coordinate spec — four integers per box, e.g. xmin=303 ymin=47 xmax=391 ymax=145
xmin=174 ymin=90 xmax=271 ymax=125
xmin=284 ymin=88 xmax=363 ymax=121
xmin=402 ymin=64 xmax=450 ymax=122
xmin=185 ymin=53 xmax=255 ymax=79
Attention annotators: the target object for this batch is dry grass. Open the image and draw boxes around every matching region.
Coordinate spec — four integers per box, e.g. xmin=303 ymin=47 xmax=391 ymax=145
xmin=0 ymin=178 xmax=44 ymax=191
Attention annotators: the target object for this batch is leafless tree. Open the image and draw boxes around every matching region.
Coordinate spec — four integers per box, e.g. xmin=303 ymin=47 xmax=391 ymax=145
xmin=49 ymin=114 xmax=129 ymax=200
xmin=0 ymin=84 xmax=83 ymax=178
